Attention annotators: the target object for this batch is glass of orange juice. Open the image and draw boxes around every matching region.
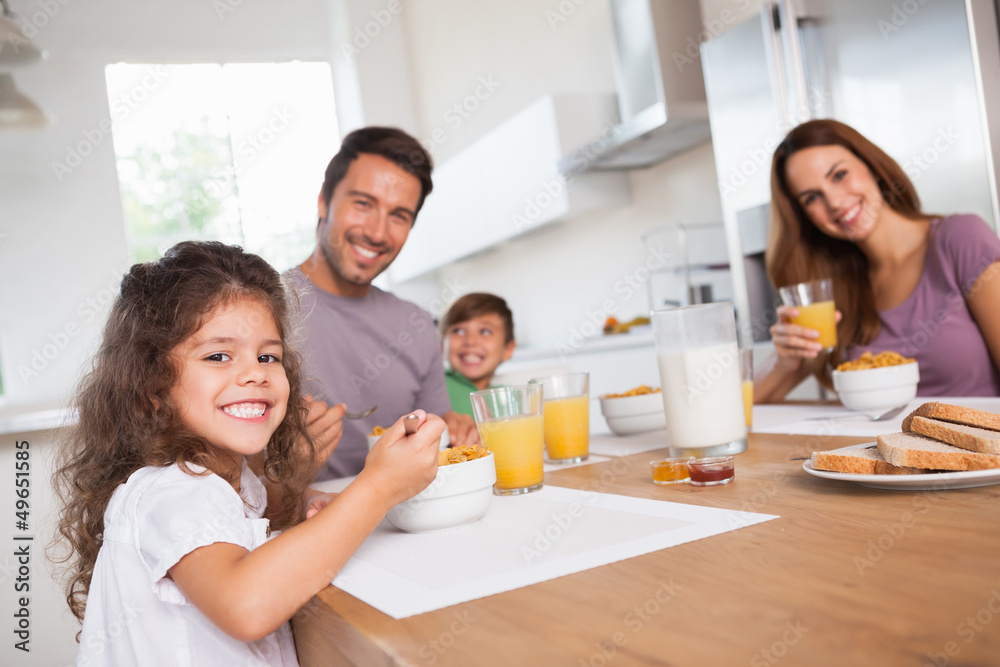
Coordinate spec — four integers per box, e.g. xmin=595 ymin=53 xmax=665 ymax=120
xmin=470 ymin=384 xmax=545 ymax=495
xmin=529 ymin=372 xmax=590 ymax=464
xmin=778 ymin=278 xmax=837 ymax=350
xmin=740 ymin=348 xmax=753 ymax=429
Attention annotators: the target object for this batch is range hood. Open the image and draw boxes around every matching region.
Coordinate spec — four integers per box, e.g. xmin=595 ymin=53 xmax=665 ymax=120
xmin=559 ymin=0 xmax=712 ymax=173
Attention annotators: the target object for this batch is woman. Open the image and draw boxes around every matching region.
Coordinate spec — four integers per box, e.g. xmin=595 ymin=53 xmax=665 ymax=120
xmin=755 ymin=119 xmax=1000 ymax=402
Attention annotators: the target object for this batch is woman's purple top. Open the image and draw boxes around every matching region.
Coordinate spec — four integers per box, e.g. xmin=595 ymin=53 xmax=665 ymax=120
xmin=845 ymin=214 xmax=1000 ymax=396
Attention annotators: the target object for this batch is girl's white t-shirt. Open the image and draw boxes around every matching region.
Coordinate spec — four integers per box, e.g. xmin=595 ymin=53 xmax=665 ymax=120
xmin=77 ymin=460 xmax=298 ymax=666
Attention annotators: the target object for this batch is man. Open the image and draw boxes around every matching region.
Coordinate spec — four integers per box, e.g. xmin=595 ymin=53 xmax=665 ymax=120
xmin=289 ymin=126 xmax=479 ymax=480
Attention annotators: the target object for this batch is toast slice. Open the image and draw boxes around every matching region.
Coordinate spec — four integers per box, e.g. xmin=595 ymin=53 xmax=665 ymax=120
xmin=877 ymin=432 xmax=1000 ymax=471
xmin=811 ymin=445 xmax=925 ymax=475
xmin=907 ymin=415 xmax=1000 ymax=455
xmin=901 ymin=402 xmax=1000 ymax=433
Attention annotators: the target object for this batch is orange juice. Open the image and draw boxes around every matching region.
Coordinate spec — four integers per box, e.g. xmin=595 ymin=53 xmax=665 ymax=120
xmin=542 ymin=395 xmax=590 ymax=462
xmin=791 ymin=300 xmax=837 ymax=349
xmin=478 ymin=413 xmax=544 ymax=493
xmin=742 ymin=380 xmax=753 ymax=428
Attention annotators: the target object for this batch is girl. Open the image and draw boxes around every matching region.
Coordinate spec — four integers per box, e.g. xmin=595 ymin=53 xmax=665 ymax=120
xmin=756 ymin=119 xmax=1000 ymax=401
xmin=52 ymin=241 xmax=442 ymax=665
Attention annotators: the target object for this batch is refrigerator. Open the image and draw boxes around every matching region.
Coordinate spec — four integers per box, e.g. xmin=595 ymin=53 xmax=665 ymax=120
xmin=700 ymin=0 xmax=1000 ymax=346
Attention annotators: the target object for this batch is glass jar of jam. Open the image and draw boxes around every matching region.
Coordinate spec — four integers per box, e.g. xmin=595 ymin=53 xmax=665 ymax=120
xmin=687 ymin=456 xmax=735 ymax=486
xmin=650 ymin=457 xmax=695 ymax=485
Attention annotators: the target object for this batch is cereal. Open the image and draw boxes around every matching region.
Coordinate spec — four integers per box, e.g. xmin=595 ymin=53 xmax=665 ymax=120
xmin=439 ymin=445 xmax=490 ymax=466
xmin=836 ymin=351 xmax=915 ymax=371
xmin=369 ymin=425 xmax=386 ymax=436
xmin=602 ymin=385 xmax=661 ymax=399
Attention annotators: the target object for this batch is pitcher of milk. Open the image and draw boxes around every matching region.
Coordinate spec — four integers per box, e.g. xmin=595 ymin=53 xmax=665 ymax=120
xmin=652 ymin=302 xmax=748 ymax=457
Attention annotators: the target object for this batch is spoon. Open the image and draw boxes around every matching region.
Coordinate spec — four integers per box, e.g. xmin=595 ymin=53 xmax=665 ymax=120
xmin=344 ymin=405 xmax=377 ymax=420
xmin=805 ymin=404 xmax=908 ymax=422
xmin=869 ymin=404 xmax=908 ymax=422
xmin=403 ymin=413 xmax=419 ymax=435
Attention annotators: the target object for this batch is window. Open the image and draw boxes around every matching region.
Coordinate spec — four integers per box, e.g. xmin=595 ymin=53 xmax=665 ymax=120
xmin=105 ymin=62 xmax=339 ymax=270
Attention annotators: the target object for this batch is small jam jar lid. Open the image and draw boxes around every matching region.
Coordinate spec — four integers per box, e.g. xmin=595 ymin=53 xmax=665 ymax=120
xmin=688 ymin=456 xmax=735 ymax=469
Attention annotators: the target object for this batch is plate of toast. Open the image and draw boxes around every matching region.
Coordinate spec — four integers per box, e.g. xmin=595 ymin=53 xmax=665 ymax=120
xmin=803 ymin=402 xmax=1000 ymax=490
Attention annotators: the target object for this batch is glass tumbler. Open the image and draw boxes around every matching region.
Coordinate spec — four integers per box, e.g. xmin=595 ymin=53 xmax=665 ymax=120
xmin=652 ymin=302 xmax=748 ymax=457
xmin=470 ymin=384 xmax=545 ymax=495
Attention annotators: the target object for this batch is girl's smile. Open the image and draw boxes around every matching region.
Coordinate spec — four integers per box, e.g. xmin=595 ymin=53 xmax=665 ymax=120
xmin=221 ymin=400 xmax=273 ymax=420
xmin=168 ymin=297 xmax=289 ymax=468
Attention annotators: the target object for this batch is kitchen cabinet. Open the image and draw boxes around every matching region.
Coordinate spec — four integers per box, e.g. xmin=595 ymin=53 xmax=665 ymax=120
xmin=389 ymin=94 xmax=632 ymax=282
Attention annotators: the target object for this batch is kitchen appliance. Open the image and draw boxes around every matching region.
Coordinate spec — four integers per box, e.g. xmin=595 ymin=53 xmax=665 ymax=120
xmin=701 ymin=0 xmax=1000 ymax=346
xmin=559 ymin=0 xmax=711 ymax=172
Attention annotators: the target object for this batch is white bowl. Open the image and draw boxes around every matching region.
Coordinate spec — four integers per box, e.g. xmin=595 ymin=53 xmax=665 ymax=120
xmin=368 ymin=425 xmax=450 ymax=450
xmin=385 ymin=452 xmax=496 ymax=533
xmin=832 ymin=362 xmax=919 ymax=416
xmin=599 ymin=391 xmax=667 ymax=436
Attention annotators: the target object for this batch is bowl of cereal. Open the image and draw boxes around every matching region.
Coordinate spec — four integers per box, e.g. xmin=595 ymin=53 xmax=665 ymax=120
xmin=832 ymin=351 xmax=919 ymax=416
xmin=599 ymin=385 xmax=667 ymax=436
xmin=385 ymin=446 xmax=496 ymax=533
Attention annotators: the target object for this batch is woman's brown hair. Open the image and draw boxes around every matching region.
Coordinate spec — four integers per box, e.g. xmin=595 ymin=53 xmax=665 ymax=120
xmin=768 ymin=119 xmax=930 ymax=385
xmin=50 ymin=241 xmax=316 ymax=623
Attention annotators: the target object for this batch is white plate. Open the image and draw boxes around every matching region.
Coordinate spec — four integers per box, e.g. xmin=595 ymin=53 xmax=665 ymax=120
xmin=802 ymin=442 xmax=1000 ymax=491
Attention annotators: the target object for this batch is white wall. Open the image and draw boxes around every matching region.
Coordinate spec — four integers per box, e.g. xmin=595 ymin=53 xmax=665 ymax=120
xmin=390 ymin=2 xmax=729 ymax=351
xmin=0 ymin=0 xmax=330 ymax=420
xmin=434 ymin=143 xmax=724 ymax=347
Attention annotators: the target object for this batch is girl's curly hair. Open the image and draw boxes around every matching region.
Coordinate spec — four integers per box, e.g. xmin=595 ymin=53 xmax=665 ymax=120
xmin=50 ymin=241 xmax=316 ymax=623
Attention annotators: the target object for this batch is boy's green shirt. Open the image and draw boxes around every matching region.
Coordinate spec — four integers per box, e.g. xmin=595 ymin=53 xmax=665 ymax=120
xmin=445 ymin=368 xmax=484 ymax=416
xmin=445 ymin=368 xmax=479 ymax=416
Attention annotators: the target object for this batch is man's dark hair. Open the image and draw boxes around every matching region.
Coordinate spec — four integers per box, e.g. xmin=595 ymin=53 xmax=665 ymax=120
xmin=320 ymin=126 xmax=434 ymax=216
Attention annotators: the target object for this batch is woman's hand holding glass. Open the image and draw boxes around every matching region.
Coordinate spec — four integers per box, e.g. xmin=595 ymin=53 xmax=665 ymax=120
xmin=769 ymin=305 xmax=843 ymax=372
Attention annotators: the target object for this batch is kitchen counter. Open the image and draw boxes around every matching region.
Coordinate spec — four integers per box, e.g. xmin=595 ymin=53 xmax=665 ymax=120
xmin=508 ymin=329 xmax=654 ymax=362
xmin=0 ymin=407 xmax=76 ymax=436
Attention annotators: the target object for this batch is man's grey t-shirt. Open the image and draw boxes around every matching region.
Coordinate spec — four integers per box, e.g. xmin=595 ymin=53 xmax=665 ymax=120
xmin=287 ymin=269 xmax=452 ymax=479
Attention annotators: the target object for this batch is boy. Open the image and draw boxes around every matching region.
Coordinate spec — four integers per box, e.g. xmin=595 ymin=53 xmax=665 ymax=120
xmin=441 ymin=293 xmax=516 ymax=416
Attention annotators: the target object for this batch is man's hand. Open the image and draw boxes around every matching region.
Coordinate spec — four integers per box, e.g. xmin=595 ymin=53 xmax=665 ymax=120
xmin=304 ymin=490 xmax=338 ymax=519
xmin=442 ymin=410 xmax=479 ymax=447
xmin=305 ymin=396 xmax=346 ymax=465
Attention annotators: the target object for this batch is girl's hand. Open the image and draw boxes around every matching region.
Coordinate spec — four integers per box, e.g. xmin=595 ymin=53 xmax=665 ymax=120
xmin=358 ymin=410 xmax=443 ymax=510
xmin=769 ymin=305 xmax=842 ymax=372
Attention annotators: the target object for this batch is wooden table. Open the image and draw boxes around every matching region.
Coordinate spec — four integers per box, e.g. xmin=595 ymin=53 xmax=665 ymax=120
xmin=292 ymin=431 xmax=1000 ymax=666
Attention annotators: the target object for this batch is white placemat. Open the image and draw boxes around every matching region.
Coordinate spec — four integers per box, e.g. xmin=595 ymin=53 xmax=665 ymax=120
xmin=543 ymin=454 xmax=610 ymax=471
xmin=752 ymin=397 xmax=1000 ymax=437
xmin=587 ymin=430 xmax=670 ymax=457
xmin=329 ymin=486 xmax=777 ymax=619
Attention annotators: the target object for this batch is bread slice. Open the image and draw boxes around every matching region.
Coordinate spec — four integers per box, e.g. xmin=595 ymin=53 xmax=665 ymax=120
xmin=908 ymin=416 xmax=1000 ymax=455
xmin=811 ymin=445 xmax=925 ymax=475
xmin=901 ymin=402 xmax=1000 ymax=433
xmin=877 ymin=432 xmax=1000 ymax=471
